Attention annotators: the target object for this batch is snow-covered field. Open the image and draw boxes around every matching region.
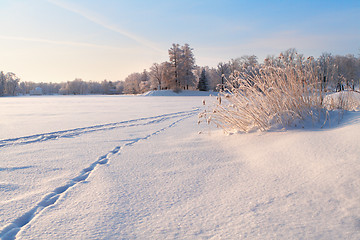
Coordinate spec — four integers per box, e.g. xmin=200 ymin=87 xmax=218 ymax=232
xmin=1 ymin=94 xmax=360 ymax=239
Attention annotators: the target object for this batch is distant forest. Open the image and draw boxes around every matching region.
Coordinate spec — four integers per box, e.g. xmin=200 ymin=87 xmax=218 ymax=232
xmin=1 ymin=45 xmax=360 ymax=96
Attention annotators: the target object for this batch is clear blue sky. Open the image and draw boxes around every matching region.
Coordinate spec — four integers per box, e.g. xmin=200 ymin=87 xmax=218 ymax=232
xmin=0 ymin=0 xmax=359 ymax=83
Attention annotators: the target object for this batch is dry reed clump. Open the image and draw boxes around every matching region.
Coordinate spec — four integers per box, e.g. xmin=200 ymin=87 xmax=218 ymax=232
xmin=199 ymin=55 xmax=358 ymax=133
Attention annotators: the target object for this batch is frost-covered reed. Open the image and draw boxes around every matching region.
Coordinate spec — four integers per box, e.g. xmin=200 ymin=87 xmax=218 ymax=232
xmin=200 ymin=54 xmax=359 ymax=133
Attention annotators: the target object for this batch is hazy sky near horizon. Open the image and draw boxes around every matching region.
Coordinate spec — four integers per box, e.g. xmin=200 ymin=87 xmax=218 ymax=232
xmin=0 ymin=0 xmax=359 ymax=83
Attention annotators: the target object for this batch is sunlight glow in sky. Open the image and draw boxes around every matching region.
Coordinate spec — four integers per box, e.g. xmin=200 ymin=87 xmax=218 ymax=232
xmin=0 ymin=0 xmax=359 ymax=83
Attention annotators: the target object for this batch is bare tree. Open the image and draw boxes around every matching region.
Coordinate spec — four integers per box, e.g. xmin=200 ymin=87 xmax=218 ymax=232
xmin=206 ymin=67 xmax=220 ymax=91
xmin=217 ymin=62 xmax=230 ymax=90
xmin=161 ymin=62 xmax=174 ymax=90
xmin=149 ymin=63 xmax=164 ymax=90
xmin=229 ymin=58 xmax=241 ymax=75
xmin=239 ymin=55 xmax=258 ymax=68
xmin=317 ymin=52 xmax=335 ymax=90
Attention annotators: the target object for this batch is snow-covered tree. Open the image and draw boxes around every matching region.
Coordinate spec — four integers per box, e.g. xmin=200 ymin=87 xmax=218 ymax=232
xmin=239 ymin=55 xmax=258 ymax=68
xmin=168 ymin=43 xmax=182 ymax=88
xmin=59 ymin=78 xmax=88 ymax=95
xmin=229 ymin=58 xmax=241 ymax=75
xmin=123 ymin=72 xmax=142 ymax=94
xmin=101 ymin=80 xmax=118 ymax=94
xmin=101 ymin=80 xmax=110 ymax=94
xmin=180 ymin=43 xmax=196 ymax=90
xmin=161 ymin=62 xmax=175 ymax=90
xmin=116 ymin=81 xmax=124 ymax=94
xmin=168 ymin=43 xmax=196 ymax=90
xmin=5 ymin=72 xmax=20 ymax=96
xmin=87 ymin=81 xmax=103 ymax=94
xmin=149 ymin=63 xmax=164 ymax=90
xmin=139 ymin=69 xmax=151 ymax=93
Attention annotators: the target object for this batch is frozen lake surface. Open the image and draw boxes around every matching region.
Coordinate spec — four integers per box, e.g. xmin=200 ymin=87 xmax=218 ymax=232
xmin=0 ymin=95 xmax=204 ymax=139
xmin=1 ymin=95 xmax=360 ymax=239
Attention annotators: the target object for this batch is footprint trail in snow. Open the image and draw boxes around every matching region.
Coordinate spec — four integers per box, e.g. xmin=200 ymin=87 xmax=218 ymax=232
xmin=0 ymin=111 xmax=196 ymax=240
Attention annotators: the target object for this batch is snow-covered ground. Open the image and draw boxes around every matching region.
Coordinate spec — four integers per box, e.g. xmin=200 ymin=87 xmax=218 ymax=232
xmin=1 ymin=94 xmax=359 ymax=239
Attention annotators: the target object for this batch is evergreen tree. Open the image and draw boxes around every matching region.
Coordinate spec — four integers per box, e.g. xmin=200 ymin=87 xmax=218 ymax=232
xmin=197 ymin=69 xmax=208 ymax=91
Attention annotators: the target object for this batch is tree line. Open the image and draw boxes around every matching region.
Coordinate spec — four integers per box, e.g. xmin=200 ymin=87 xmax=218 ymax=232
xmin=0 ymin=77 xmax=124 ymax=96
xmin=1 ymin=46 xmax=359 ymax=96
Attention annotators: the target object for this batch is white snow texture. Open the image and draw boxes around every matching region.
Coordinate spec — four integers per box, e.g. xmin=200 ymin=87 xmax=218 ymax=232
xmin=1 ymin=93 xmax=359 ymax=239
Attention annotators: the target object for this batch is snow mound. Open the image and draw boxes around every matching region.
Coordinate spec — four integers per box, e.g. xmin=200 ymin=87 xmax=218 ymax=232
xmin=324 ymin=91 xmax=360 ymax=111
xmin=142 ymin=90 xmax=218 ymax=96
